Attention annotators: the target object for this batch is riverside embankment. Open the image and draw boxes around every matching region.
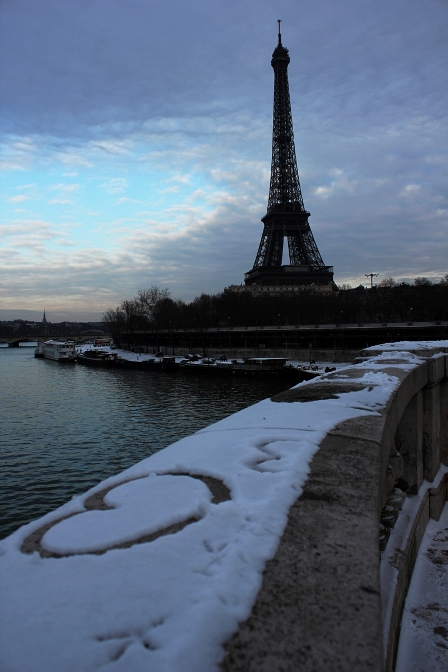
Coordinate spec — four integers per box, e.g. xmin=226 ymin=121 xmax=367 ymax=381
xmin=0 ymin=341 xmax=447 ymax=671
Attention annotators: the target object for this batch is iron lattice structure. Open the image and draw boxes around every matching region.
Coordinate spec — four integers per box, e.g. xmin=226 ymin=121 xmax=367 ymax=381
xmin=245 ymin=25 xmax=334 ymax=288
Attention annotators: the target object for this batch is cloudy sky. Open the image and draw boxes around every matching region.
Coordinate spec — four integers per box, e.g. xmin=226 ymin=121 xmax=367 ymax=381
xmin=1 ymin=0 xmax=447 ymax=321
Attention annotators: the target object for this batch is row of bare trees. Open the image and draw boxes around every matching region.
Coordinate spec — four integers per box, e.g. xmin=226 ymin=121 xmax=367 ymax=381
xmin=102 ymin=287 xmax=171 ymax=347
xmin=102 ymin=276 xmax=448 ymax=345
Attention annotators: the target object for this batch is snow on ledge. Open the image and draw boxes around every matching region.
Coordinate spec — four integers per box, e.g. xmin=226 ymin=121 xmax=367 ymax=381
xmin=363 ymin=339 xmax=448 ymax=352
xmin=0 ymin=351 xmax=423 ymax=672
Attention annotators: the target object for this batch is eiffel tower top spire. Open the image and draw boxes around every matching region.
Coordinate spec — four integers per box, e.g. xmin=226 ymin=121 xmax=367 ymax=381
xmin=244 ymin=25 xmax=334 ymax=290
xmin=268 ymin=21 xmax=305 ymax=214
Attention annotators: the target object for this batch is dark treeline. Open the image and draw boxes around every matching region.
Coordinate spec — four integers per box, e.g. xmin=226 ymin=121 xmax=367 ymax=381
xmin=103 ymin=277 xmax=448 ymax=344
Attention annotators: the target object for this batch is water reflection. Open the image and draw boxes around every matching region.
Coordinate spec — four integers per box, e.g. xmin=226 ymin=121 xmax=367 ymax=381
xmin=0 ymin=348 xmax=290 ymax=538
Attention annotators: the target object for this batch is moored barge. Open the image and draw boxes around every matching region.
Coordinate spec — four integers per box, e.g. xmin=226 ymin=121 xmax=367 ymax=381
xmin=42 ymin=340 xmax=76 ymax=362
xmin=179 ymin=357 xmax=320 ymax=380
xmin=77 ymin=350 xmax=122 ymax=367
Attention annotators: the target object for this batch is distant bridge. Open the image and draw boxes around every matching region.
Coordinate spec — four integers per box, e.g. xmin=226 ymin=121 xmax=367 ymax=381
xmin=0 ymin=335 xmax=111 ymax=348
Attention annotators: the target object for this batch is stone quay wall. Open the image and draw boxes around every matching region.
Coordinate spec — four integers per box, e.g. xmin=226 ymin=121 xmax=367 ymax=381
xmin=222 ymin=345 xmax=448 ymax=672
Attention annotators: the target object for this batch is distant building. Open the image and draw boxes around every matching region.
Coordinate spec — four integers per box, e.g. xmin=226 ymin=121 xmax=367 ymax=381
xmin=227 ymin=283 xmax=333 ymax=296
xmin=42 ymin=310 xmax=48 ymax=324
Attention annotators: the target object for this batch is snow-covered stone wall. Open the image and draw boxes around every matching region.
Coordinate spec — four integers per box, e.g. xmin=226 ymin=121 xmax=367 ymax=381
xmin=1 ymin=343 xmax=447 ymax=672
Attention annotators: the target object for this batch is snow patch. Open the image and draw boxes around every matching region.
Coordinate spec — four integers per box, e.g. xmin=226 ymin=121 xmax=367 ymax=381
xmin=0 ymin=352 xmax=424 ymax=672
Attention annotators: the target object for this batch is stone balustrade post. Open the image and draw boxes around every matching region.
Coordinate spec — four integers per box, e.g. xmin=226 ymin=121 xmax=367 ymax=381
xmin=395 ymin=390 xmax=424 ymax=493
xmin=440 ymin=355 xmax=448 ymax=466
xmin=422 ymin=353 xmax=445 ymax=482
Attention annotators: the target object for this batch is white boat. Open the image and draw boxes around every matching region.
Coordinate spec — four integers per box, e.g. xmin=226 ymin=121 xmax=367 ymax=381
xmin=42 ymin=340 xmax=76 ymax=362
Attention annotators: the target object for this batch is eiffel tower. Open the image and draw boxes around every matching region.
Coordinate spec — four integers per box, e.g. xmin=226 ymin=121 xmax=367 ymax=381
xmin=245 ymin=22 xmax=334 ymax=290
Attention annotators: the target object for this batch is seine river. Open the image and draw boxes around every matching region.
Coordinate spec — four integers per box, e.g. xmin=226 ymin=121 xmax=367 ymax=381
xmin=0 ymin=345 xmax=290 ymax=539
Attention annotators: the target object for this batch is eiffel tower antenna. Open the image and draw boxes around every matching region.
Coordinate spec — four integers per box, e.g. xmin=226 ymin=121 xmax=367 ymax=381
xmin=244 ymin=24 xmax=334 ymax=290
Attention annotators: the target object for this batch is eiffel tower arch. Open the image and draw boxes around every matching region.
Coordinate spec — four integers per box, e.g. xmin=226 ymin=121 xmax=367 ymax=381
xmin=244 ymin=23 xmax=334 ymax=290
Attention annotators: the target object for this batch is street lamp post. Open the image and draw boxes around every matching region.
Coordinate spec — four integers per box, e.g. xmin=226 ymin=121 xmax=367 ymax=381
xmin=365 ymin=273 xmax=379 ymax=288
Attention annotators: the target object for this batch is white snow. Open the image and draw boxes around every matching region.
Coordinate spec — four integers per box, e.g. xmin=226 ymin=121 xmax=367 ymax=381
xmin=380 ymin=465 xmax=448 ymax=657
xmin=364 ymin=340 xmax=448 ymax=352
xmin=42 ymin=476 xmax=210 ymax=555
xmin=0 ymin=350 xmax=426 ymax=671
xmin=395 ymin=502 xmax=448 ymax=672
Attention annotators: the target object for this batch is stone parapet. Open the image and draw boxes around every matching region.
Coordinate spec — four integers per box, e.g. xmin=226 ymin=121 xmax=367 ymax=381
xmin=1 ymin=344 xmax=447 ymax=671
xmin=222 ymin=347 xmax=448 ymax=672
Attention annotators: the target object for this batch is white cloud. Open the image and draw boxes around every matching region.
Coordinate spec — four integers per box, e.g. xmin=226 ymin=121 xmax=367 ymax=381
xmin=92 ymin=140 xmax=133 ymax=155
xmin=7 ymin=194 xmax=30 ymax=203
xmin=50 ymin=183 xmax=81 ymax=193
xmin=313 ymin=169 xmax=357 ymax=200
xmin=400 ymin=184 xmax=421 ymax=198
xmin=99 ymin=177 xmax=129 ymax=194
xmin=314 ymin=186 xmax=332 ymax=199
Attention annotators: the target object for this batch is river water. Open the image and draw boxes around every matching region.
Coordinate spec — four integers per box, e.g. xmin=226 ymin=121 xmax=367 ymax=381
xmin=0 ymin=346 xmax=291 ymax=539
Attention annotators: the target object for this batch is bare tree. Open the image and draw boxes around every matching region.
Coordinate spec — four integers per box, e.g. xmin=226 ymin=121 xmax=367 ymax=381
xmin=137 ymin=287 xmax=171 ymax=326
xmin=102 ymin=307 xmax=126 ymax=343
xmin=378 ymin=277 xmax=396 ymax=288
xmin=135 ymin=287 xmax=171 ymax=352
xmin=102 ymin=300 xmax=141 ymax=349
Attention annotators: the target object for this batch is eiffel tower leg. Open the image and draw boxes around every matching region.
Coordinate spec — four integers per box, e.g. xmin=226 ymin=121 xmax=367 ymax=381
xmin=254 ymin=225 xmax=283 ymax=268
xmin=287 ymin=233 xmax=307 ymax=266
